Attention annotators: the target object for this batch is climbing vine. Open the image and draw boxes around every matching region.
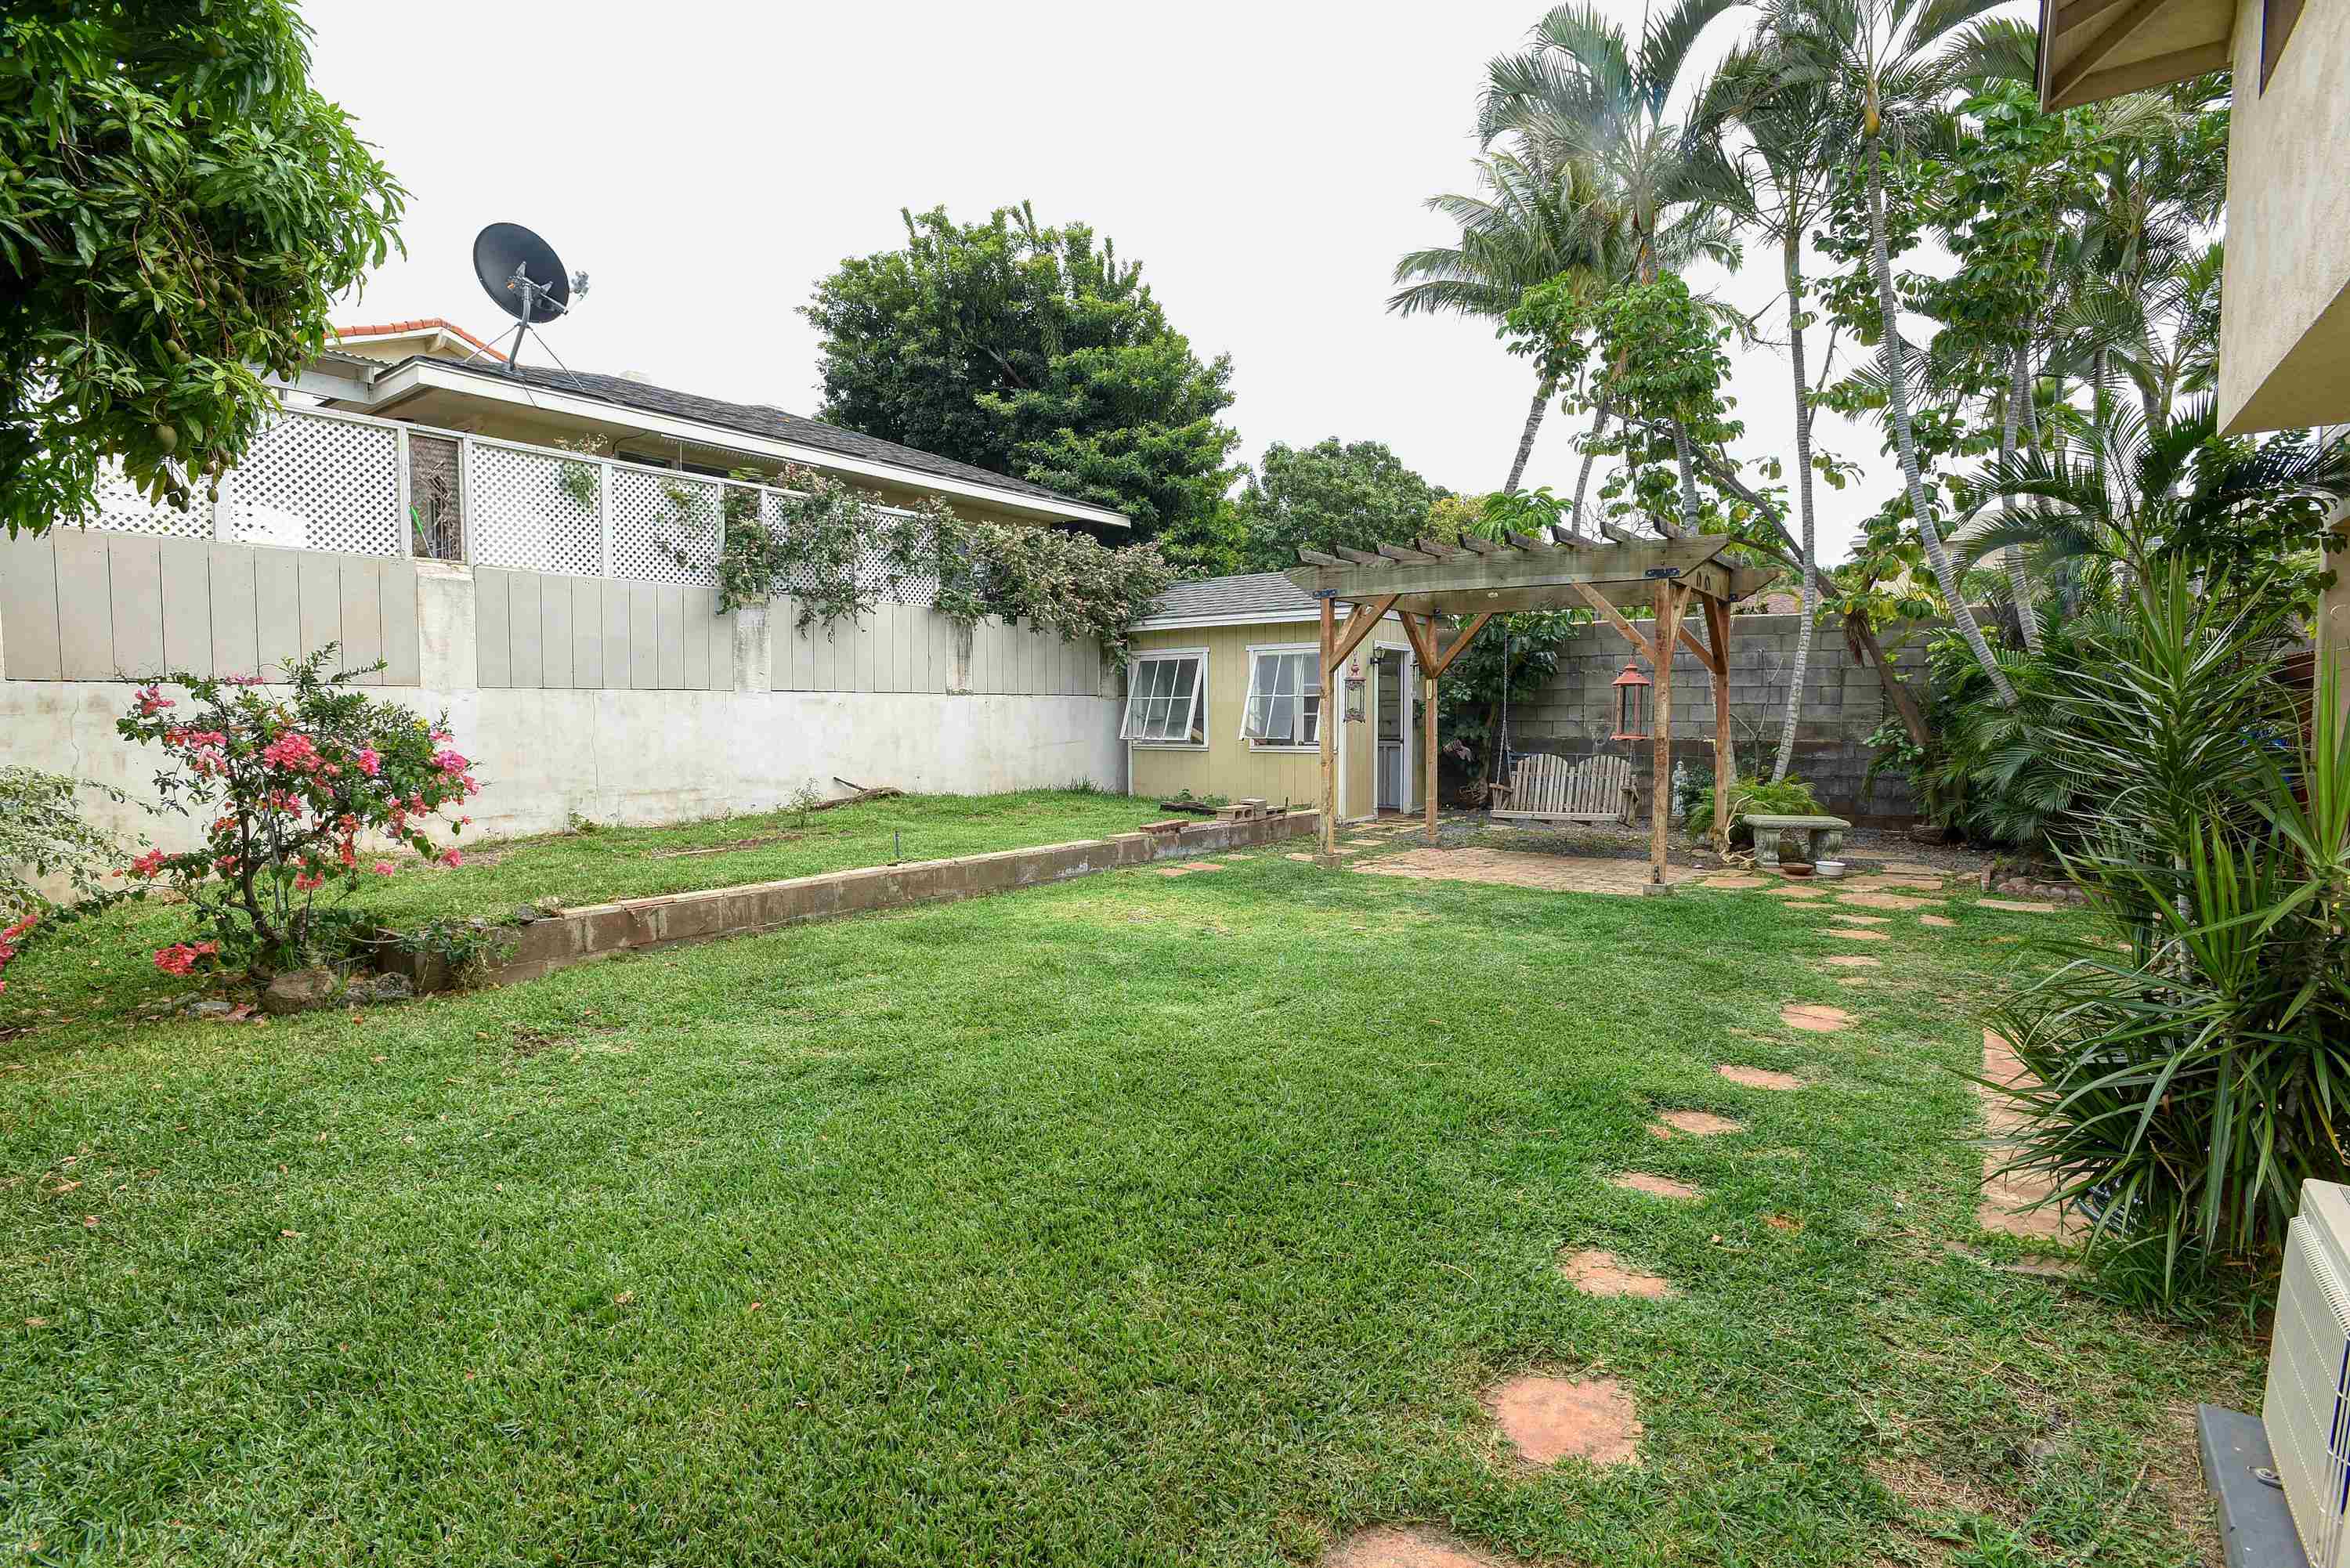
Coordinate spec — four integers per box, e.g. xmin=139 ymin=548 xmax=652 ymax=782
xmin=718 ymin=465 xmax=1171 ymax=652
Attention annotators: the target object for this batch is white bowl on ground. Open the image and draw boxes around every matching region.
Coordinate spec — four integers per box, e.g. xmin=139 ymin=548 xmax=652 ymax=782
xmin=1815 ymin=860 xmax=1847 ymax=880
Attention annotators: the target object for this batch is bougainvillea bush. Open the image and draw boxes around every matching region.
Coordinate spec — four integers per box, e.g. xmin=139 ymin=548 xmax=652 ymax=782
xmin=115 ymin=649 xmax=479 ymax=979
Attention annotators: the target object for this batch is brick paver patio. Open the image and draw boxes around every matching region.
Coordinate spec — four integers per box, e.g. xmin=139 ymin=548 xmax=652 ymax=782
xmin=1354 ymin=848 xmax=1702 ymax=894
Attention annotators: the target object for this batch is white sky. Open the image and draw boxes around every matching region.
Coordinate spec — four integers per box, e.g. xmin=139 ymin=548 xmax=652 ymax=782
xmin=308 ymin=0 xmax=1914 ymax=567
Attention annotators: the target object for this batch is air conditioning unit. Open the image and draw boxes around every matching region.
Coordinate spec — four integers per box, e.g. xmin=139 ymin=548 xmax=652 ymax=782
xmin=2265 ymin=1178 xmax=2350 ymax=1566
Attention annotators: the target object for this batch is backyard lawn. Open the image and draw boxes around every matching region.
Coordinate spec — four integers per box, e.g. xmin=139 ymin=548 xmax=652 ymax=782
xmin=0 ymin=818 xmax=2258 ymax=1566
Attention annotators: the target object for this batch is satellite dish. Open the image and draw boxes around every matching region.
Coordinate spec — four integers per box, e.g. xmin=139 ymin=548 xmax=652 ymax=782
xmin=474 ymin=222 xmax=573 ymax=323
xmin=467 ymin=222 xmax=591 ymax=379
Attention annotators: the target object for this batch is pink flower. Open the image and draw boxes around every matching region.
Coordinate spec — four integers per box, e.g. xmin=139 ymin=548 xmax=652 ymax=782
xmin=356 ymin=747 xmax=381 ymax=778
xmin=154 ymin=944 xmax=200 ymax=977
xmin=124 ymin=849 xmax=168 ymax=880
xmin=226 ymin=674 xmax=266 ymax=687
xmin=439 ymin=848 xmax=463 ymax=869
xmin=431 ymin=750 xmax=470 ymax=777
xmin=371 ymin=861 xmax=396 ymax=877
xmin=2 ymin=915 xmax=34 ymax=942
xmin=293 ymin=870 xmax=324 ymax=892
xmin=260 ymin=732 xmax=321 ymax=773
xmin=133 ymin=685 xmax=175 ymax=717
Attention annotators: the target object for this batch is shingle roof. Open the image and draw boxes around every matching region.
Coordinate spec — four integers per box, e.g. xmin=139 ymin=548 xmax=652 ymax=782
xmin=431 ymin=359 xmax=1121 ymax=520
xmin=1133 ymin=572 xmax=1326 ymax=629
xmin=334 ymin=318 xmax=507 ymax=361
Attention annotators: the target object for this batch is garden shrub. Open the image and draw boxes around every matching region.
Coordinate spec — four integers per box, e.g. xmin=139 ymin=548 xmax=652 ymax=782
xmin=1679 ymin=771 xmax=1823 ymax=847
xmin=1985 ymin=568 xmax=2345 ymax=1299
xmin=0 ymin=767 xmax=146 ymax=993
xmin=115 ymin=649 xmax=479 ymax=979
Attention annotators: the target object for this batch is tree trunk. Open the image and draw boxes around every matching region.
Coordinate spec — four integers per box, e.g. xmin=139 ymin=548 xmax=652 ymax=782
xmin=1502 ymin=375 xmax=1554 ymax=494
xmin=1773 ymin=227 xmax=1820 ymax=784
xmin=1669 ymin=421 xmax=1702 ymax=538
xmin=1570 ymin=401 xmax=1612 ymax=530
xmin=1865 ymin=136 xmax=2016 ymax=706
xmin=2002 ymin=344 xmax=2044 ymax=653
xmin=1849 ymin=614 xmax=1931 ymax=751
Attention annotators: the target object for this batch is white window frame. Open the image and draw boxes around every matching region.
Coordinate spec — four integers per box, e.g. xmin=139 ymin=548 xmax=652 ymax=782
xmin=1121 ymin=647 xmax=1209 ymax=749
xmin=1240 ymin=643 xmax=1325 ymax=753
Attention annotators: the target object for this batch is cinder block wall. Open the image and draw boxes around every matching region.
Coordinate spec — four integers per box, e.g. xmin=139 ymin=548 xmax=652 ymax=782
xmin=1504 ymin=612 xmax=1930 ymax=822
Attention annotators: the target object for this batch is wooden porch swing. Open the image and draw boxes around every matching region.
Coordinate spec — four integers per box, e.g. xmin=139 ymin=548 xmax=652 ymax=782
xmin=1286 ymin=529 xmax=1770 ymax=888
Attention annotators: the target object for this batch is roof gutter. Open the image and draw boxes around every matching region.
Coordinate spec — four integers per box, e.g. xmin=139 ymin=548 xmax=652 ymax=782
xmin=363 ymin=359 xmax=1133 ymax=530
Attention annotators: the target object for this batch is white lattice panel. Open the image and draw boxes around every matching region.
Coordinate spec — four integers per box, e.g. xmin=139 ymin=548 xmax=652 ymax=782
xmin=611 ymin=467 xmax=720 ymax=586
xmin=760 ymin=493 xmax=938 ymax=606
xmin=465 ymin=443 xmax=604 ymax=576
xmin=85 ymin=461 xmax=212 ymax=539
xmin=231 ymin=411 xmax=401 ymax=556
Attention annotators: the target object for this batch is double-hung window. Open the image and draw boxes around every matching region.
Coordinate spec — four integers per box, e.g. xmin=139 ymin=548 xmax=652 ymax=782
xmin=1240 ymin=648 xmax=1322 ymax=749
xmin=1121 ymin=651 xmax=1206 ymax=746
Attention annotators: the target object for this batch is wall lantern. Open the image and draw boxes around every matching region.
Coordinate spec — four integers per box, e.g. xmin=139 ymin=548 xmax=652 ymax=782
xmin=1344 ymin=674 xmax=1367 ymax=722
xmin=1611 ymin=661 xmax=1652 ymax=741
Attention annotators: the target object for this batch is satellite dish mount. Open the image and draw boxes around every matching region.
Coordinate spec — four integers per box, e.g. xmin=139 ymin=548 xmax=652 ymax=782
xmin=468 ymin=222 xmax=591 ymax=381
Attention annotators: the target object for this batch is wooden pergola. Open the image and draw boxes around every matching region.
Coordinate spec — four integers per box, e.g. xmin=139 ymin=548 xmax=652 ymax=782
xmin=1285 ymin=529 xmax=1773 ymax=888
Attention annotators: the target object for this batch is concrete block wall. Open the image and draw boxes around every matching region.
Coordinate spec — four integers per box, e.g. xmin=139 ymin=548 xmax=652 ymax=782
xmin=1506 ymin=612 xmax=1929 ymax=822
xmin=1 ymin=533 xmax=1126 ymax=858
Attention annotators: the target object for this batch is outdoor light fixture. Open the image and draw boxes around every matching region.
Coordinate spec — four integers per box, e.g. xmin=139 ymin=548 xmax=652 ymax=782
xmin=1611 ymin=661 xmax=1652 ymax=741
xmin=1344 ymin=674 xmax=1367 ymax=722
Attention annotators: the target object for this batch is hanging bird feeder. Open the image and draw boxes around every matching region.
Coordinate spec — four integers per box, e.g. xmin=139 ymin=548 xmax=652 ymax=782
xmin=1611 ymin=661 xmax=1653 ymax=741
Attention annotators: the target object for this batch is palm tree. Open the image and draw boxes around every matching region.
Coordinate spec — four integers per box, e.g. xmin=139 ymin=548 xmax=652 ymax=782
xmin=1479 ymin=0 xmax=1748 ymax=538
xmin=1704 ymin=41 xmax=1839 ymax=780
xmin=1769 ymin=0 xmax=2018 ymax=704
xmin=1391 ymin=148 xmax=1609 ymax=493
xmin=1967 ymin=401 xmax=2350 ymax=587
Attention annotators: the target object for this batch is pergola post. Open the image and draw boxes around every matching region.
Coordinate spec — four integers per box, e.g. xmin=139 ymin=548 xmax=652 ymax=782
xmin=1648 ymin=583 xmax=1683 ymax=887
xmin=1318 ymin=592 xmax=1338 ymax=857
xmin=1423 ymin=652 xmax=1439 ymax=843
xmin=1704 ymin=597 xmax=1737 ymax=854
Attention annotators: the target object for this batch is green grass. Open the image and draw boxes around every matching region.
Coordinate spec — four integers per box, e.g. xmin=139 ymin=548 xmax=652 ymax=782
xmin=0 ymin=839 xmax=2256 ymax=1566
xmin=364 ymin=786 xmax=1173 ymax=926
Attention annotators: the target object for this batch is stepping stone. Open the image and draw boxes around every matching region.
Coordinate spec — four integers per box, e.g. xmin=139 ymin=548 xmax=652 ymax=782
xmin=1825 ymin=927 xmax=1890 ymax=941
xmin=1821 ymin=955 xmax=1880 ymax=968
xmin=1325 ymin=1526 xmax=1505 ymax=1568
xmin=1178 ymin=860 xmax=1225 ymax=871
xmin=1979 ymin=898 xmax=2058 ymax=913
xmin=1285 ymin=853 xmax=1315 ymax=862
xmin=1780 ymin=1003 xmax=1853 ymax=1033
xmin=1608 ymin=1172 xmax=1701 ymax=1201
xmin=1846 ymin=876 xmax=1946 ymax=893
xmin=1918 ymin=913 xmax=1956 ymax=928
xmin=1840 ymin=891 xmax=1938 ymax=911
xmin=1557 ymin=1248 xmax=1674 ymax=1299
xmin=1698 ymin=875 xmax=1769 ymax=890
xmin=1484 ymin=1374 xmax=1641 ymax=1469
xmin=1882 ymin=862 xmax=1943 ymax=876
xmin=1155 ymin=868 xmax=1193 ymax=877
xmin=1649 ymin=1109 xmax=1744 ymax=1138
xmin=1770 ymin=884 xmax=1831 ymax=899
xmin=1830 ymin=912 xmax=1890 ymax=926
xmin=1719 ymin=1064 xmax=1804 ymax=1090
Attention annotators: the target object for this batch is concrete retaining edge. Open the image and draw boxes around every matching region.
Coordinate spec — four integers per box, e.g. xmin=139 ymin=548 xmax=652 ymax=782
xmin=407 ymin=810 xmax=1320 ymax=991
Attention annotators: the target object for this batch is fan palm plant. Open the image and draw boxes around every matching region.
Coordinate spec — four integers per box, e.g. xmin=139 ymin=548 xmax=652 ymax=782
xmin=1479 ymin=0 xmax=1749 ymax=537
xmin=1392 ymin=148 xmax=1615 ymax=493
xmin=1767 ymin=0 xmax=2018 ymax=704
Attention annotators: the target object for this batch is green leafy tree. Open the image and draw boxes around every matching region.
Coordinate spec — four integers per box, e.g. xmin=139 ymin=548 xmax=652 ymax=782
xmin=1231 ymin=438 xmax=1445 ymax=573
xmin=1 ymin=0 xmax=407 ymax=538
xmin=801 ymin=203 xmax=1240 ymax=569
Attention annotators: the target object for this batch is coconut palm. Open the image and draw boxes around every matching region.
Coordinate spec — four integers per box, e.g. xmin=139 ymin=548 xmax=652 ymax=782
xmin=1479 ymin=0 xmax=1749 ymax=537
xmin=1391 ymin=148 xmax=1612 ymax=493
xmin=1768 ymin=0 xmax=2019 ymax=704
xmin=1703 ymin=40 xmax=1840 ymax=780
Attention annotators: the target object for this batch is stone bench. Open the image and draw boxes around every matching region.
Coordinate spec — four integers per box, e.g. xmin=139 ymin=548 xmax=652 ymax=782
xmin=1744 ymin=813 xmax=1851 ymax=868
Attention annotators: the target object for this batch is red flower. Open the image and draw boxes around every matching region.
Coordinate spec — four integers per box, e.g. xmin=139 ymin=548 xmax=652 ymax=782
xmin=134 ymin=685 xmax=175 ymax=717
xmin=124 ymin=849 xmax=169 ymax=880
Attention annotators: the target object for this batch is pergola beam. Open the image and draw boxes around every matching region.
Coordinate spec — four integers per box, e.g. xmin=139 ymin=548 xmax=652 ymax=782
xmin=1287 ymin=536 xmax=1733 ymax=605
